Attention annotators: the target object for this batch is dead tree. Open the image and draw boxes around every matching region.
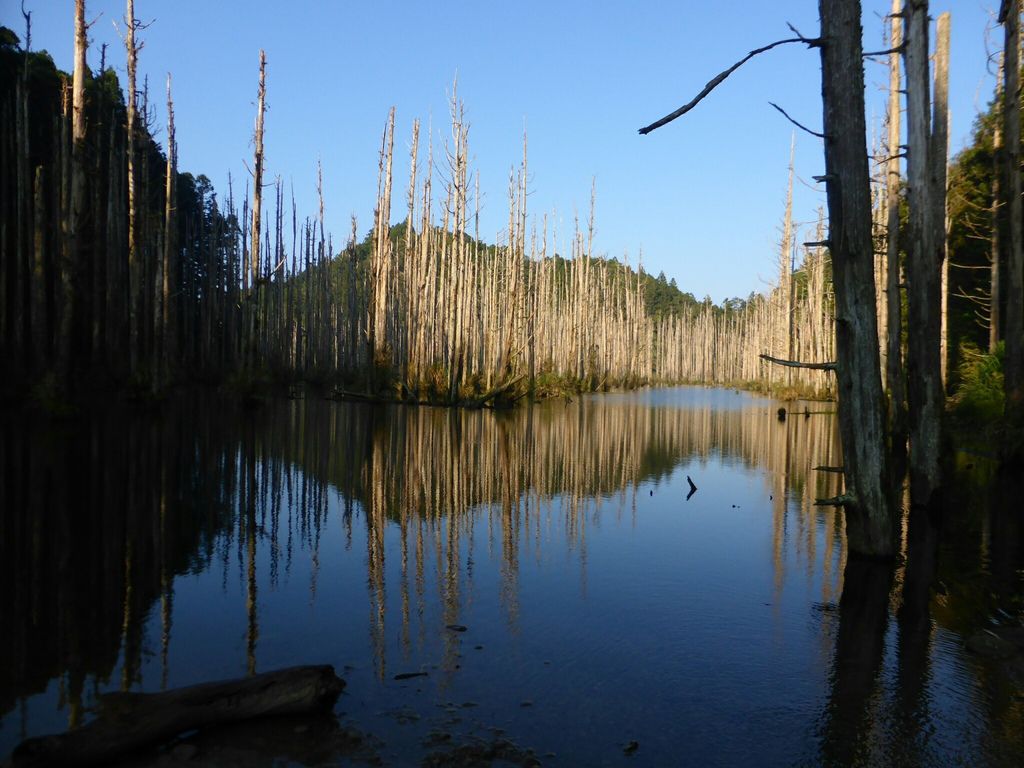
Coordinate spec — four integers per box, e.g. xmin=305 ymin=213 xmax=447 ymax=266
xmin=160 ymin=73 xmax=176 ymax=387
xmin=933 ymin=13 xmax=950 ymax=389
xmin=991 ymin=52 xmax=1004 ymax=353
xmin=251 ymin=50 xmax=266 ymax=292
xmin=638 ymin=0 xmax=895 ymax=556
xmin=819 ymin=0 xmax=895 ymax=555
xmin=886 ymin=0 xmax=907 ymax=458
xmin=124 ymin=0 xmax=142 ymax=373
xmin=60 ymin=0 xmax=89 ymax=384
xmin=903 ymin=0 xmax=943 ymax=508
xmin=1001 ymin=0 xmax=1024 ymax=442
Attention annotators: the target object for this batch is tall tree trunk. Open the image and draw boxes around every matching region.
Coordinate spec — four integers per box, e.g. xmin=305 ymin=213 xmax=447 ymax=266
xmin=781 ymin=133 xmax=796 ymax=390
xmin=61 ymin=0 xmax=88 ymax=388
xmin=32 ymin=165 xmax=47 ymax=375
xmin=1001 ymin=0 xmax=1024 ymax=444
xmin=991 ymin=53 xmax=1004 ymax=353
xmin=886 ymin=0 xmax=907 ymax=458
xmin=251 ymin=50 xmax=266 ymax=292
xmin=819 ymin=0 xmax=895 ymax=557
xmin=932 ymin=13 xmax=950 ymax=390
xmin=161 ymin=73 xmax=176 ymax=388
xmin=248 ymin=50 xmax=267 ymax=369
xmin=903 ymin=0 xmax=943 ymax=508
xmin=126 ymin=0 xmax=140 ymax=376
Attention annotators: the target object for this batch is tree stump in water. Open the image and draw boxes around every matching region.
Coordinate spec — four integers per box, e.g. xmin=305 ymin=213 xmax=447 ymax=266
xmin=12 ymin=665 xmax=345 ymax=767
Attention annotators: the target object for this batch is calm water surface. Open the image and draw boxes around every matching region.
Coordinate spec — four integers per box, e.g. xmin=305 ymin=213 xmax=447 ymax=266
xmin=1 ymin=387 xmax=1022 ymax=766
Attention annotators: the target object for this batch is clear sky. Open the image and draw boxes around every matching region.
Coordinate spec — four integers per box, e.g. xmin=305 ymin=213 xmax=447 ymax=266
xmin=1 ymin=1 xmax=1001 ymax=303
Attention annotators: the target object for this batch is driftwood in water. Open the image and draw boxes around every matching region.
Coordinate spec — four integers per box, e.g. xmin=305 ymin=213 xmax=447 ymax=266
xmin=466 ymin=374 xmax=526 ymax=409
xmin=12 ymin=665 xmax=345 ymax=767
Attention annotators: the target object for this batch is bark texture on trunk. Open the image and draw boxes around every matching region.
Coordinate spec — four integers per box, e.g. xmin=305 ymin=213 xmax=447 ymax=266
xmin=126 ymin=0 xmax=139 ymax=371
xmin=819 ymin=0 xmax=895 ymax=557
xmin=991 ymin=53 xmax=1004 ymax=353
xmin=903 ymin=0 xmax=943 ymax=508
xmin=886 ymin=0 xmax=907 ymax=457
xmin=160 ymin=73 xmax=176 ymax=387
xmin=933 ymin=13 xmax=950 ymax=389
xmin=61 ymin=0 xmax=88 ymax=384
xmin=251 ymin=50 xmax=266 ymax=291
xmin=1002 ymin=0 xmax=1024 ymax=439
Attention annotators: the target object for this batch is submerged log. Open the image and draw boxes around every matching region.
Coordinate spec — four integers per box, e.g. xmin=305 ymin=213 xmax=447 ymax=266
xmin=466 ymin=374 xmax=527 ymax=409
xmin=12 ymin=665 xmax=345 ymax=767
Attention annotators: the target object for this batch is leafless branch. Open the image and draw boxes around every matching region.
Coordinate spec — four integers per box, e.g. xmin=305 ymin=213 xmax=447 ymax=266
xmin=20 ymin=2 xmax=30 ymax=51
xmin=768 ymin=102 xmax=826 ymax=138
xmin=863 ymin=44 xmax=905 ymax=57
xmin=759 ymin=353 xmax=837 ymax=371
xmin=639 ymin=35 xmax=818 ymax=135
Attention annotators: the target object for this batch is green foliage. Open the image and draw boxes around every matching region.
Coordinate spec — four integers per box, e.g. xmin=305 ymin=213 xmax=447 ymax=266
xmin=0 ymin=26 xmax=20 ymax=50
xmin=943 ymin=74 xmax=1024 ymax=380
xmin=950 ymin=341 xmax=1004 ymax=426
xmin=642 ymin=270 xmax=700 ymax=318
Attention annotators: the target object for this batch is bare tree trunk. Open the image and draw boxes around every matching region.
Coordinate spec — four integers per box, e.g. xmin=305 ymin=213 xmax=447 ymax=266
xmin=61 ymin=0 xmax=88 ymax=387
xmin=991 ymin=53 xmax=1004 ymax=353
xmin=903 ymin=0 xmax=943 ymax=508
xmin=126 ymin=0 xmax=140 ymax=376
xmin=161 ymin=73 xmax=176 ymax=387
xmin=783 ymin=134 xmax=795 ymax=389
xmin=248 ymin=50 xmax=267 ymax=369
xmin=932 ymin=13 xmax=950 ymax=390
xmin=14 ymin=15 xmax=30 ymax=375
xmin=819 ymin=0 xmax=895 ymax=557
xmin=886 ymin=0 xmax=907 ymax=459
xmin=32 ymin=165 xmax=47 ymax=375
xmin=251 ymin=50 xmax=266 ymax=292
xmin=1002 ymin=0 xmax=1024 ymax=439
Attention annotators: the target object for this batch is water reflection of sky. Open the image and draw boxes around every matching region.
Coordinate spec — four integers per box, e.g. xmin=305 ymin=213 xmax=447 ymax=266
xmin=595 ymin=384 xmax=779 ymax=411
xmin=0 ymin=388 xmax=1020 ymax=766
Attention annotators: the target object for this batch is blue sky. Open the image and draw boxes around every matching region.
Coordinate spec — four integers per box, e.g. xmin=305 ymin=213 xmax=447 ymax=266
xmin=2 ymin=1 xmax=1001 ymax=302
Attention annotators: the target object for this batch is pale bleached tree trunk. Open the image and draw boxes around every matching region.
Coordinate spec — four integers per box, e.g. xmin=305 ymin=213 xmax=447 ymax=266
xmin=886 ymin=0 xmax=907 ymax=457
xmin=367 ymin=108 xmax=395 ymax=390
xmin=932 ymin=13 xmax=950 ymax=389
xmin=161 ymin=73 xmax=176 ymax=387
xmin=251 ymin=50 xmax=266 ymax=292
xmin=125 ymin=0 xmax=140 ymax=374
xmin=244 ymin=50 xmax=266 ymax=370
xmin=60 ymin=0 xmax=88 ymax=384
xmin=991 ymin=53 xmax=1004 ymax=353
xmin=778 ymin=133 xmax=796 ymax=390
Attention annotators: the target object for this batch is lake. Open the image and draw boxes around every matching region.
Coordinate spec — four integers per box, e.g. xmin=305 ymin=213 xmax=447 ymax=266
xmin=1 ymin=387 xmax=1021 ymax=766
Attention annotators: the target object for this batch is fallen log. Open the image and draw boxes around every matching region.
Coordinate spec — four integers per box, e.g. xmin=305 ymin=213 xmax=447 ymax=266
xmin=465 ymin=374 xmax=526 ymax=409
xmin=327 ymin=388 xmax=386 ymax=403
xmin=12 ymin=665 xmax=345 ymax=767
